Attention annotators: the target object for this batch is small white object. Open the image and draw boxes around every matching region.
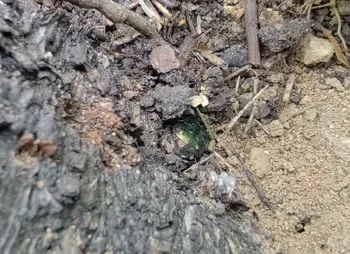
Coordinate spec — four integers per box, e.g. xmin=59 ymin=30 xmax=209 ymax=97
xmin=190 ymin=94 xmax=209 ymax=107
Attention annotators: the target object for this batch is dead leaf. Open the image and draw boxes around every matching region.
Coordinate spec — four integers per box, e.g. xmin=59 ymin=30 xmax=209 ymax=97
xmin=198 ymin=50 xmax=224 ymax=66
xmin=322 ymin=27 xmax=350 ymax=68
xmin=197 ymin=44 xmax=224 ymax=66
xmin=149 ymin=44 xmax=181 ymax=73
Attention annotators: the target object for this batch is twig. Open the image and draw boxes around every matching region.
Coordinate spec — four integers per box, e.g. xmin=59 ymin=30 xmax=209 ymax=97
xmin=184 ymin=154 xmax=214 ymax=173
xmin=211 ymin=147 xmax=275 ymax=212
xmin=308 ymin=0 xmax=347 ymax=51
xmin=258 ymin=0 xmax=266 ymax=15
xmin=245 ymin=0 xmax=261 ymax=65
xmin=196 ymin=15 xmax=202 ymax=35
xmin=254 ymin=119 xmax=270 ymax=136
xmin=196 ymin=107 xmax=215 ymax=141
xmin=235 ymin=75 xmax=241 ymax=93
xmin=237 ymin=155 xmax=275 ymax=212
xmin=218 ymin=85 xmax=269 ymax=145
xmin=185 ymin=10 xmax=196 ymax=35
xmin=179 ymin=28 xmax=212 ymax=67
xmin=64 ymin=0 xmax=163 ymax=41
xmin=139 ymin=0 xmax=163 ymax=25
xmin=221 ymin=65 xmax=251 ymax=83
xmin=282 ymin=73 xmax=296 ymax=104
xmin=281 ymin=105 xmax=316 ymax=123
xmin=244 ymin=77 xmax=259 ymax=135
xmin=166 ymin=11 xmax=180 ymax=43
xmin=331 ymin=0 xmax=348 ymax=52
xmin=152 ymin=0 xmax=172 ymax=18
xmin=211 ymin=150 xmax=235 ymax=172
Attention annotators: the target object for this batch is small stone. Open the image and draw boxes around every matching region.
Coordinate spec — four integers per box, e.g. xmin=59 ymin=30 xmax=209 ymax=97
xmin=296 ymin=33 xmax=334 ymax=66
xmin=326 ymin=78 xmax=345 ymax=92
xmin=293 ymin=65 xmax=302 ymax=75
xmin=269 ymin=120 xmax=284 ymax=137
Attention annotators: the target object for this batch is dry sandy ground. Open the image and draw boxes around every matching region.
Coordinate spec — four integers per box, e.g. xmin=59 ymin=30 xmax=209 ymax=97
xmin=225 ymin=67 xmax=350 ymax=254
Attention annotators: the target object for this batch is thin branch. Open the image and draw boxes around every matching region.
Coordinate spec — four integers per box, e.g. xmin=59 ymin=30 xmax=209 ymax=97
xmin=196 ymin=107 xmax=215 ymax=141
xmin=244 ymin=77 xmax=259 ymax=135
xmin=237 ymin=155 xmax=275 ymax=213
xmin=64 ymin=0 xmax=163 ymax=41
xmin=221 ymin=65 xmax=251 ymax=83
xmin=218 ymin=85 xmax=269 ymax=145
xmin=245 ymin=0 xmax=261 ymax=65
xmin=282 ymin=73 xmax=296 ymax=104
xmin=235 ymin=75 xmax=241 ymax=93
xmin=211 ymin=147 xmax=275 ymax=213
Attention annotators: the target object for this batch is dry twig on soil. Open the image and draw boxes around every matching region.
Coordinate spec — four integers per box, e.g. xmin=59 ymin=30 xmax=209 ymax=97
xmin=244 ymin=77 xmax=259 ymax=135
xmin=221 ymin=65 xmax=251 ymax=83
xmin=282 ymin=73 xmax=296 ymax=104
xmin=211 ymin=146 xmax=275 ymax=213
xmin=237 ymin=155 xmax=275 ymax=213
xmin=64 ymin=0 xmax=163 ymax=41
xmin=245 ymin=0 xmax=261 ymax=65
xmin=217 ymin=85 xmax=269 ymax=145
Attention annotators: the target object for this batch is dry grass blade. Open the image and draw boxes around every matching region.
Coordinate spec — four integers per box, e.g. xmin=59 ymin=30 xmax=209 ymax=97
xmin=221 ymin=65 xmax=251 ymax=83
xmin=217 ymin=85 xmax=269 ymax=147
xmin=197 ymin=48 xmax=225 ymax=66
xmin=322 ymin=27 xmax=349 ymax=68
xmin=152 ymin=0 xmax=172 ymax=18
xmin=139 ymin=0 xmax=163 ymax=25
xmin=223 ymin=85 xmax=269 ymax=134
xmin=282 ymin=73 xmax=296 ymax=104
